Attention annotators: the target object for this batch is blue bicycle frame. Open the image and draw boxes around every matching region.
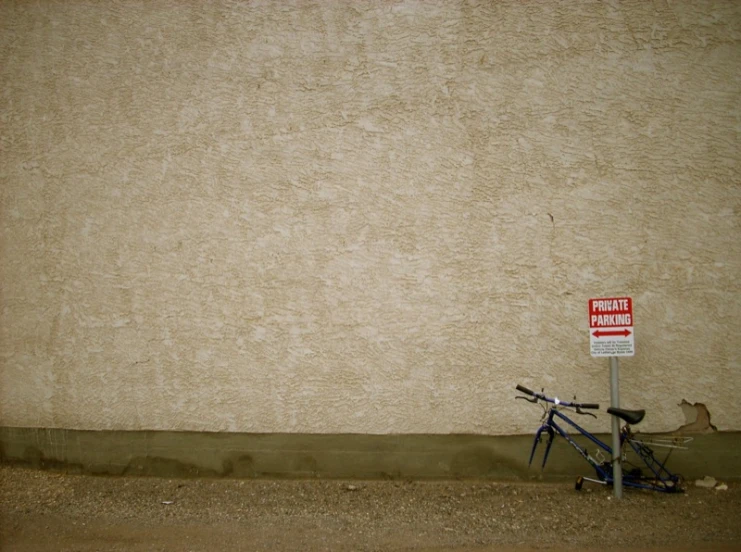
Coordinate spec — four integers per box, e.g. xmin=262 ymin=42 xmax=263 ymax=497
xmin=530 ymin=407 xmax=612 ymax=480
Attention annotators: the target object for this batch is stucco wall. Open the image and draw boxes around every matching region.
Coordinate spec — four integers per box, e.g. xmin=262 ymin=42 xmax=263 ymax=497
xmin=1 ymin=1 xmax=739 ymax=435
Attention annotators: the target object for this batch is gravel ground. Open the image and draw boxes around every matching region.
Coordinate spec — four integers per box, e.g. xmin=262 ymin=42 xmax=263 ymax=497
xmin=1 ymin=465 xmax=739 ymax=551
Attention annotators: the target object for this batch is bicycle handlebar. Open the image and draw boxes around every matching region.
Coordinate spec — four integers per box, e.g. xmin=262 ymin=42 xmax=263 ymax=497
xmin=516 ymin=384 xmax=535 ymax=396
xmin=515 ymin=384 xmax=599 ymax=410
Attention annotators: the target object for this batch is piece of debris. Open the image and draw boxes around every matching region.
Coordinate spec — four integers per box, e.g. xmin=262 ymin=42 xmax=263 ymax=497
xmin=345 ymin=484 xmax=359 ymax=492
xmin=161 ymin=501 xmax=175 ymax=505
xmin=715 ymin=483 xmax=728 ymax=491
xmin=695 ymin=476 xmax=717 ymax=488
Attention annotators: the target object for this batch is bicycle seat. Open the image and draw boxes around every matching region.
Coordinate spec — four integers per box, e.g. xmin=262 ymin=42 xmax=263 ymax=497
xmin=607 ymin=407 xmax=645 ymax=425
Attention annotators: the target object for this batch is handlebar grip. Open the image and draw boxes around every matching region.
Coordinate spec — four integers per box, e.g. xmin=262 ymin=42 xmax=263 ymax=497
xmin=579 ymin=403 xmax=600 ymax=409
xmin=516 ymin=384 xmax=535 ymax=396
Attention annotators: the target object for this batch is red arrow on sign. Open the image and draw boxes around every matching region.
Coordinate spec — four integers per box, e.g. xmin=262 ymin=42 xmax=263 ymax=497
xmin=592 ymin=329 xmax=631 ymax=338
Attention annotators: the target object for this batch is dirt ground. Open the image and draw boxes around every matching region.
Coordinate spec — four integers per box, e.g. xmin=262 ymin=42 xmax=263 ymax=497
xmin=1 ymin=466 xmax=739 ymax=551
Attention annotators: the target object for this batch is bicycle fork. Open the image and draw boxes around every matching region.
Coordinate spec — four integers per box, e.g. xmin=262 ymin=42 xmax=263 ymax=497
xmin=528 ymin=424 xmax=556 ymax=469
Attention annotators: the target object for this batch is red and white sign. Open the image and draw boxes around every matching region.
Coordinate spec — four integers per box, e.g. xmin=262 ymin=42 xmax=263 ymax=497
xmin=589 ymin=297 xmax=634 ymax=357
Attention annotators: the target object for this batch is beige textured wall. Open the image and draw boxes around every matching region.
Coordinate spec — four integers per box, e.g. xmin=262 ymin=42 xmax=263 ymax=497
xmin=1 ymin=1 xmax=739 ymax=434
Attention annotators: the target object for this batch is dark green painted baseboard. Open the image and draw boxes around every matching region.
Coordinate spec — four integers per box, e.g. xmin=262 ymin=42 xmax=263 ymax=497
xmin=1 ymin=427 xmax=739 ymax=480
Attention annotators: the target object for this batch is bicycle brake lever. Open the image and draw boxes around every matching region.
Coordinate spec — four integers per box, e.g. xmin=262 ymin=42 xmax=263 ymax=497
xmin=515 ymin=396 xmax=538 ymax=404
xmin=575 ymin=407 xmax=597 ymax=418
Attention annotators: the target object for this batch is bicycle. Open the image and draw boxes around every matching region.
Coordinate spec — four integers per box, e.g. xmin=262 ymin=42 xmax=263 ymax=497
xmin=515 ymin=384 xmax=688 ymax=493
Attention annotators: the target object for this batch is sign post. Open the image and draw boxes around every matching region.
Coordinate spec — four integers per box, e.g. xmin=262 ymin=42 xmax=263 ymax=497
xmin=609 ymin=356 xmax=622 ymax=499
xmin=589 ymin=297 xmax=634 ymax=500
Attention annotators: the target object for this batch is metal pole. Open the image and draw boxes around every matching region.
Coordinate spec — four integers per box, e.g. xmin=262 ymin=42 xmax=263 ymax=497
xmin=610 ymin=356 xmax=623 ymax=499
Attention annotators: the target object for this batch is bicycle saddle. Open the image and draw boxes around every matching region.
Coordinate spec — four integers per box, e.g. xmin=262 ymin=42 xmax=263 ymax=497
xmin=607 ymin=407 xmax=645 ymax=425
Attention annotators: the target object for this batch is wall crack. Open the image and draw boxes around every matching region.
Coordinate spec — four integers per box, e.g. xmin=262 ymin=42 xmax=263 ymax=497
xmin=675 ymin=400 xmax=717 ymax=434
